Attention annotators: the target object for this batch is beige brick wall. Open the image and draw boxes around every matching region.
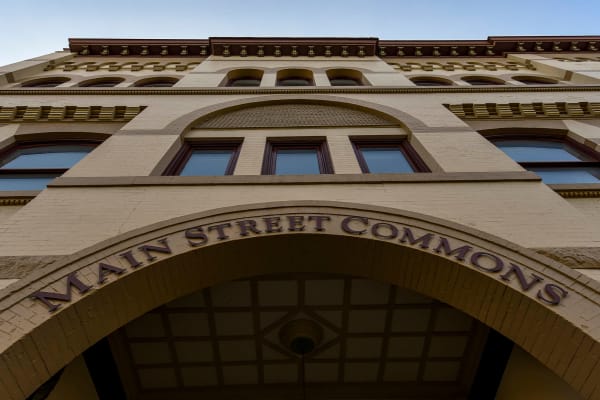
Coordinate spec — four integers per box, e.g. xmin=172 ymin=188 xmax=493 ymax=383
xmin=0 ymin=181 xmax=597 ymax=256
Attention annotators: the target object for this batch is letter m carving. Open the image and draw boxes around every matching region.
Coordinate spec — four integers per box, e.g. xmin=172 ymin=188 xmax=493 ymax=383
xmin=32 ymin=272 xmax=93 ymax=312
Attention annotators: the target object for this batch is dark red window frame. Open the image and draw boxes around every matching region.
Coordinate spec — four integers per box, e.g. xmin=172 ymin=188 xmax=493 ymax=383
xmin=261 ymin=139 xmax=333 ymax=175
xmin=487 ymin=134 xmax=600 ymax=169
xmin=163 ymin=141 xmax=242 ymax=176
xmin=351 ymin=138 xmax=429 ymax=173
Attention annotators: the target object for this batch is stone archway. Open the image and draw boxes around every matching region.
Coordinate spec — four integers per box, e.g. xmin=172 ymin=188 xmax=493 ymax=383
xmin=0 ymin=201 xmax=599 ymax=399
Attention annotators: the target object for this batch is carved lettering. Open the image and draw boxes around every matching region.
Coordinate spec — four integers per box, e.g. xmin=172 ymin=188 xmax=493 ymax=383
xmin=208 ymin=223 xmax=232 ymax=240
xmin=400 ymin=227 xmax=434 ymax=249
xmin=537 ymin=284 xmax=568 ymax=306
xmin=287 ymin=216 xmax=305 ymax=232
xmin=138 ymin=238 xmax=172 ymax=262
xmin=97 ymin=263 xmax=126 ymax=284
xmin=236 ymin=219 xmax=262 ymax=236
xmin=341 ymin=216 xmax=368 ymax=235
xmin=470 ymin=252 xmax=504 ymax=273
xmin=433 ymin=237 xmax=472 ymax=261
xmin=185 ymin=226 xmax=208 ymax=247
xmin=500 ymin=263 xmax=543 ymax=291
xmin=263 ymin=217 xmax=283 ymax=233
xmin=308 ymin=215 xmax=331 ymax=232
xmin=32 ymin=273 xmax=93 ymax=312
xmin=371 ymin=222 xmax=399 ymax=240
xmin=119 ymin=250 xmax=143 ymax=269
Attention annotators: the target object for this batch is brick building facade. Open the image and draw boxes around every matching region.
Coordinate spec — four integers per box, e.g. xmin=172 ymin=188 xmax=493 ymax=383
xmin=1 ymin=36 xmax=600 ymax=400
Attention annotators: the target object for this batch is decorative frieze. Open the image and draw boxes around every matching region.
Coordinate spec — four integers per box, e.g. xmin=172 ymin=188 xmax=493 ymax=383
xmin=0 ymin=106 xmax=144 ymax=123
xmin=45 ymin=60 xmax=201 ymax=72
xmin=388 ymin=60 xmax=533 ymax=72
xmin=446 ymin=102 xmax=600 ymax=119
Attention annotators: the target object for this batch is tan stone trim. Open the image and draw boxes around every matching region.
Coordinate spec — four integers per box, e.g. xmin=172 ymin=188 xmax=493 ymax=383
xmin=152 ymin=94 xmax=429 ymax=136
xmin=0 ymin=198 xmax=32 ymax=206
xmin=1 ymin=85 xmax=600 ymax=96
xmin=0 ymin=201 xmax=599 ymax=399
xmin=0 ymin=191 xmax=38 ymax=205
xmin=548 ymin=183 xmax=600 ymax=198
xmin=388 ymin=60 xmax=534 ymax=72
xmin=45 ymin=60 xmax=202 ymax=73
xmin=48 ymin=171 xmax=541 ymax=187
xmin=0 ymin=256 xmax=62 ymax=279
xmin=535 ymin=248 xmax=600 ymax=269
xmin=447 ymin=102 xmax=600 ymax=119
xmin=0 ymin=106 xmax=145 ymax=123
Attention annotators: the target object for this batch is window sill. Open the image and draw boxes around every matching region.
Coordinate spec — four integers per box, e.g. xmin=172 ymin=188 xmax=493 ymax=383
xmin=49 ymin=171 xmax=540 ymax=187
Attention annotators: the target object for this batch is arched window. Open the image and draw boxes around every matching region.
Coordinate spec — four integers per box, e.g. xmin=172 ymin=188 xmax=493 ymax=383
xmin=0 ymin=142 xmax=99 ymax=190
xmin=462 ymin=76 xmax=504 ymax=86
xmin=276 ymin=69 xmax=314 ymax=86
xmin=512 ymin=76 xmax=558 ymax=85
xmin=134 ymin=77 xmax=179 ymax=87
xmin=21 ymin=77 xmax=70 ymax=88
xmin=490 ymin=137 xmax=600 ymax=183
xmin=410 ymin=77 xmax=453 ymax=86
xmin=326 ymin=69 xmax=365 ymax=86
xmin=223 ymin=69 xmax=263 ymax=87
xmin=79 ymin=78 xmax=124 ymax=87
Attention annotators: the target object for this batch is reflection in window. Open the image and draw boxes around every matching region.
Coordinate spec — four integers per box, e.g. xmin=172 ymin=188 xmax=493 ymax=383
xmin=276 ymin=69 xmax=314 ymax=87
xmin=493 ymin=138 xmax=600 ymax=184
xmin=136 ymin=78 xmax=178 ymax=87
xmin=80 ymin=79 xmax=124 ymax=87
xmin=22 ymin=78 xmax=70 ymax=88
xmin=0 ymin=143 xmax=96 ymax=190
xmin=411 ymin=78 xmax=452 ymax=86
xmin=277 ymin=77 xmax=313 ymax=86
xmin=164 ymin=143 xmax=241 ymax=176
xmin=224 ymin=69 xmax=263 ymax=87
xmin=327 ymin=69 xmax=365 ymax=86
xmin=329 ymin=78 xmax=361 ymax=86
xmin=513 ymin=76 xmax=557 ymax=85
xmin=462 ymin=77 xmax=503 ymax=86
xmin=180 ymin=149 xmax=236 ymax=176
xmin=263 ymin=141 xmax=332 ymax=175
xmin=227 ymin=78 xmax=261 ymax=87
xmin=353 ymin=141 xmax=428 ymax=173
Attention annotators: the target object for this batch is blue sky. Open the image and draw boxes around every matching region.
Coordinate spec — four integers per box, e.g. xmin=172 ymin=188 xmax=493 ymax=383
xmin=1 ymin=0 xmax=599 ymax=66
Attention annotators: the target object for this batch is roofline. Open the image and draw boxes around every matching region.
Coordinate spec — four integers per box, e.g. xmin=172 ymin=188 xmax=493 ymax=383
xmin=68 ymin=36 xmax=600 ymax=58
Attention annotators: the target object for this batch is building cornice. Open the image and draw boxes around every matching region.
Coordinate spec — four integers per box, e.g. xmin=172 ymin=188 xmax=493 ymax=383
xmin=2 ymin=85 xmax=600 ymax=96
xmin=68 ymin=36 xmax=600 ymax=58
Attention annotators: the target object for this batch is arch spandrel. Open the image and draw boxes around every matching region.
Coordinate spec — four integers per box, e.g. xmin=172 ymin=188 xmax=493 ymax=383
xmin=0 ymin=201 xmax=599 ymax=399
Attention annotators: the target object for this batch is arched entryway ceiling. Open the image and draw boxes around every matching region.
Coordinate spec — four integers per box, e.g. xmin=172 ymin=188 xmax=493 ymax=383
xmin=0 ymin=201 xmax=599 ymax=399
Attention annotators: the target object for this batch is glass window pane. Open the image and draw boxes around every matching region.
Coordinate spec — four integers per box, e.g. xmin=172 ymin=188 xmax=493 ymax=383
xmin=495 ymin=140 xmax=589 ymax=162
xmin=180 ymin=150 xmax=233 ymax=176
xmin=330 ymin=78 xmax=360 ymax=86
xmin=361 ymin=147 xmax=414 ymax=173
xmin=530 ymin=167 xmax=600 ymax=184
xmin=0 ymin=174 xmax=58 ymax=190
xmin=1 ymin=146 xmax=91 ymax=169
xmin=275 ymin=149 xmax=320 ymax=175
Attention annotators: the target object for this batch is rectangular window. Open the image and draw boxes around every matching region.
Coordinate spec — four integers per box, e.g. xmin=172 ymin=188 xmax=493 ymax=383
xmin=352 ymin=139 xmax=428 ymax=173
xmin=164 ymin=141 xmax=241 ymax=176
xmin=262 ymin=140 xmax=333 ymax=175
xmin=491 ymin=137 xmax=600 ymax=184
xmin=0 ymin=142 xmax=97 ymax=191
